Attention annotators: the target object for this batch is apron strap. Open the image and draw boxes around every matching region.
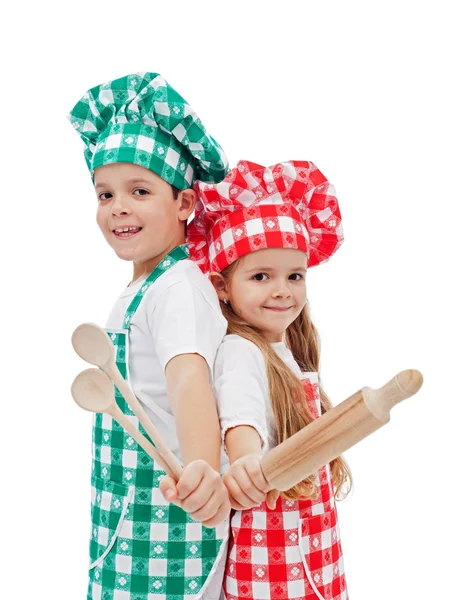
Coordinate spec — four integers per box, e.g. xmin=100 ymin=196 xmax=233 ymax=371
xmin=122 ymin=244 xmax=189 ymax=330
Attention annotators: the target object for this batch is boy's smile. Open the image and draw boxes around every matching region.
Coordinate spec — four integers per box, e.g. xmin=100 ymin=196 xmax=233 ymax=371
xmin=112 ymin=225 xmax=143 ymax=239
xmin=93 ymin=163 xmax=196 ymax=280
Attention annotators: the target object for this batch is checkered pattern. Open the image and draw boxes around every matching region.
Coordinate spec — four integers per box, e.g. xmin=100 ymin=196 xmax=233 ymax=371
xmin=87 ymin=245 xmax=228 ymax=599
xmin=68 ymin=72 xmax=229 ymax=189
xmin=223 ymin=377 xmax=348 ymax=600
xmin=187 ymin=160 xmax=344 ymax=273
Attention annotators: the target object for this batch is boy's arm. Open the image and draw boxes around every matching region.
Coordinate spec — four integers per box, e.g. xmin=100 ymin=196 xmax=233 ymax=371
xmin=162 ymin=352 xmax=231 ymax=527
xmin=165 ymin=352 xmax=221 ymax=471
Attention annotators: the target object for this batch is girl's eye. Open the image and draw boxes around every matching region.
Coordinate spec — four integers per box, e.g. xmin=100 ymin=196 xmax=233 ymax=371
xmin=98 ymin=192 xmax=112 ymax=202
xmin=289 ymin=273 xmax=303 ymax=281
xmin=134 ymin=188 xmax=149 ymax=196
xmin=253 ymin=273 xmax=268 ymax=281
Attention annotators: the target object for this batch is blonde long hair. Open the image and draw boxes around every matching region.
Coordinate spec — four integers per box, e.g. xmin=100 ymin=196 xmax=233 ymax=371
xmin=219 ymin=261 xmax=353 ymax=501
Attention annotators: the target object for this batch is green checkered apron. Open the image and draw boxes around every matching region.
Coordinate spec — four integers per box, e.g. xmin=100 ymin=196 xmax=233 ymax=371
xmin=87 ymin=244 xmax=229 ymax=600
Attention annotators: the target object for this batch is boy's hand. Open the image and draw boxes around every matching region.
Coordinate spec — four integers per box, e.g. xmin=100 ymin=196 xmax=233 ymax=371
xmin=159 ymin=460 xmax=231 ymax=528
xmin=223 ymin=454 xmax=280 ymax=510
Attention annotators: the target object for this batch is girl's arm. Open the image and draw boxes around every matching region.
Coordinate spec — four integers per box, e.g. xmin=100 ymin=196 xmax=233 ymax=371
xmin=224 ymin=425 xmax=280 ymax=510
xmin=213 ymin=336 xmax=279 ymax=509
xmin=224 ymin=424 xmax=263 ymax=462
xmin=215 ymin=337 xmax=269 ymax=453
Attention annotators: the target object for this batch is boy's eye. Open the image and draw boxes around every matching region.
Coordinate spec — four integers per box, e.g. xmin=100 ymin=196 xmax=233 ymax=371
xmin=98 ymin=192 xmax=112 ymax=201
xmin=134 ymin=188 xmax=149 ymax=196
xmin=253 ymin=273 xmax=268 ymax=281
xmin=289 ymin=273 xmax=303 ymax=281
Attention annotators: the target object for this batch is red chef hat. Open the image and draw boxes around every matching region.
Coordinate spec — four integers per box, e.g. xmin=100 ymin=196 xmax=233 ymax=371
xmin=187 ymin=160 xmax=344 ymax=273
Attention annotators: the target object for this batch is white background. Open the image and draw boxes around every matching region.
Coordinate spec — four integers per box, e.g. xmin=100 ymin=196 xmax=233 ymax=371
xmin=2 ymin=1 xmax=466 ymax=598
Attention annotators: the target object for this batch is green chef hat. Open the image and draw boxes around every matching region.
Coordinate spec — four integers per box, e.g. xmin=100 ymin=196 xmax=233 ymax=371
xmin=68 ymin=72 xmax=229 ymax=189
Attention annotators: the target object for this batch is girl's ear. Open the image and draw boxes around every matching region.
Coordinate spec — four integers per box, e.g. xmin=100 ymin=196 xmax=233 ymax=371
xmin=178 ymin=189 xmax=197 ymax=221
xmin=209 ymin=271 xmax=229 ymax=302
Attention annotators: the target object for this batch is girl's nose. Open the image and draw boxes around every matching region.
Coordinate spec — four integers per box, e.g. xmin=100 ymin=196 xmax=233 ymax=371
xmin=272 ymin=281 xmax=292 ymax=298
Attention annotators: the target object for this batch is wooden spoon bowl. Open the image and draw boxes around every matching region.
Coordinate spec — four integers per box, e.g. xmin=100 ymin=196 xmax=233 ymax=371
xmin=72 ymin=322 xmax=114 ymax=367
xmin=71 ymin=368 xmax=115 ymax=413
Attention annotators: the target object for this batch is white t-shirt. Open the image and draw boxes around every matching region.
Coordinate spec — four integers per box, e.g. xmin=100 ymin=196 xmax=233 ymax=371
xmin=213 ymin=333 xmax=318 ymax=453
xmin=106 ymin=259 xmax=229 ymax=469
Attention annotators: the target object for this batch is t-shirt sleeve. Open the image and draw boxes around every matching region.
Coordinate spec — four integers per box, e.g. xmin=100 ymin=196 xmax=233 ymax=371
xmin=149 ymin=280 xmax=227 ymax=374
xmin=214 ymin=337 xmax=269 ymax=450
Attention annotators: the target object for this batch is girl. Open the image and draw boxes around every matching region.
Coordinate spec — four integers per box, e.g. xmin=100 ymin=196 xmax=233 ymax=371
xmin=188 ymin=160 xmax=352 ymax=600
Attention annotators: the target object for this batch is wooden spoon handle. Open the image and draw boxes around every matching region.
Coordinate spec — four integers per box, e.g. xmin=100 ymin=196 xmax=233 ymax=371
xmin=105 ymin=360 xmax=183 ymax=480
xmin=107 ymin=403 xmax=181 ymax=480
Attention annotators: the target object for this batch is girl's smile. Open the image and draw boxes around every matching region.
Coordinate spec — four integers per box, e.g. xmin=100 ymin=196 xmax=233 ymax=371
xmin=211 ymin=247 xmax=308 ymax=343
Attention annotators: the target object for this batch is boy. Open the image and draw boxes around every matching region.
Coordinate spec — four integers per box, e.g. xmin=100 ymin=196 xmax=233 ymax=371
xmin=69 ymin=72 xmax=230 ymax=600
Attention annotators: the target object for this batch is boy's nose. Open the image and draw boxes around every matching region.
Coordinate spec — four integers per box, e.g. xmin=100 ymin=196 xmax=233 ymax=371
xmin=113 ymin=207 xmax=129 ymax=216
xmin=112 ymin=195 xmax=132 ymax=215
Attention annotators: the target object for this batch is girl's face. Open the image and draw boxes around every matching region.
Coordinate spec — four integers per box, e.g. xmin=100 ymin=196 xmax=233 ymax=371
xmin=94 ymin=163 xmax=194 ymax=267
xmin=226 ymin=248 xmax=308 ymax=343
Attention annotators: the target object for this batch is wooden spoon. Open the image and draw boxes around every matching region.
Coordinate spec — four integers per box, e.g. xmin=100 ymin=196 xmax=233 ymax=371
xmin=72 ymin=322 xmax=183 ymax=480
xmin=71 ymin=368 xmax=180 ymax=479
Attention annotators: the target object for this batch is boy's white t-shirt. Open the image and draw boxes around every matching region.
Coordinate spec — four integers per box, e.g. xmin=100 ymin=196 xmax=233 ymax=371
xmin=106 ymin=259 xmax=229 ymax=470
xmin=213 ymin=333 xmax=318 ymax=453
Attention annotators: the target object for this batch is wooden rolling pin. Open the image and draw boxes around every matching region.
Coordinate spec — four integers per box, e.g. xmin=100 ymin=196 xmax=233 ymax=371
xmin=260 ymin=369 xmax=423 ymax=491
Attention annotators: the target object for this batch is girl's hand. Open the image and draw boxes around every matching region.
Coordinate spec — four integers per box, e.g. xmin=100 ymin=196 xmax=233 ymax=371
xmin=159 ymin=460 xmax=231 ymax=528
xmin=223 ymin=454 xmax=279 ymax=510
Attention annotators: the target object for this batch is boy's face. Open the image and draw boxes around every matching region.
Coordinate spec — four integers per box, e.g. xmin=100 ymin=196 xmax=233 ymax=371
xmin=94 ymin=163 xmax=193 ymax=264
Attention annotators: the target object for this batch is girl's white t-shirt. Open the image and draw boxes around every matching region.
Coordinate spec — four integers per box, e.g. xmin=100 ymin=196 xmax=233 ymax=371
xmin=106 ymin=259 xmax=229 ymax=469
xmin=213 ymin=333 xmax=318 ymax=453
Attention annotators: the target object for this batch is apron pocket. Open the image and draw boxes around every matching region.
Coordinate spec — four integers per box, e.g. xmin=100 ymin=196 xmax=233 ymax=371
xmin=89 ymin=475 xmax=133 ymax=569
xmin=298 ymin=510 xmax=345 ymax=600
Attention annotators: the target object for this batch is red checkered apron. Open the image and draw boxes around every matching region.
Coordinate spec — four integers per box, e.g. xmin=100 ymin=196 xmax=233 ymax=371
xmin=223 ymin=375 xmax=348 ymax=600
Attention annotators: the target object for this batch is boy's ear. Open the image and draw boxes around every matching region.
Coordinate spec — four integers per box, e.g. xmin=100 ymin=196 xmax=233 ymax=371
xmin=208 ymin=272 xmax=228 ymax=301
xmin=178 ymin=189 xmax=197 ymax=221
